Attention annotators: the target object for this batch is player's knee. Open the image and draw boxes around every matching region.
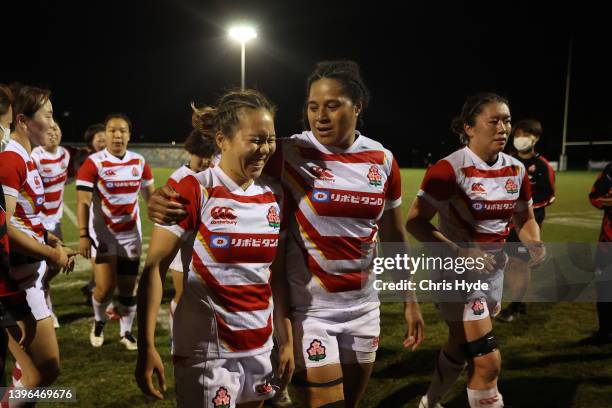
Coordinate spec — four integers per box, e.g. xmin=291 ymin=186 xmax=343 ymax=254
xmin=94 ymin=285 xmax=114 ymax=302
xmin=28 ymin=360 xmax=60 ymax=387
xmin=471 ymin=353 xmax=501 ymax=383
xmin=292 ymin=373 xmax=345 ymax=406
xmin=462 ymin=331 xmax=500 ymax=382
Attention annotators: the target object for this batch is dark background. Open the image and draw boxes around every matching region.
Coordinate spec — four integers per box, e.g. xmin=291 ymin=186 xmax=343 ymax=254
xmin=3 ymin=0 xmax=611 ymax=167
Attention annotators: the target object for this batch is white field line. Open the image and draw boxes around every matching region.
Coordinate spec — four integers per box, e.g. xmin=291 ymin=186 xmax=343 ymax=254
xmin=62 ymin=203 xmax=79 ymax=228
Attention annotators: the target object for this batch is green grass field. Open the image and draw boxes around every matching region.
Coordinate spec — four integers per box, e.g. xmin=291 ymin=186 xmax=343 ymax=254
xmin=19 ymin=169 xmax=612 ymax=407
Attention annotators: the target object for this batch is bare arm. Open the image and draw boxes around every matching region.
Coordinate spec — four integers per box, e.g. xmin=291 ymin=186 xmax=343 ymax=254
xmin=140 ymin=184 xmax=155 ymax=205
xmin=147 ymin=185 xmax=187 ymax=225
xmin=405 ymin=196 xmax=496 ymax=271
xmin=4 ymin=194 xmax=65 ymax=266
xmin=512 ymin=207 xmax=541 ymax=244
xmin=77 ymin=189 xmax=94 ymax=258
xmin=135 ymin=226 xmax=182 ymax=399
xmin=270 ymin=237 xmax=294 ymax=389
xmin=512 ymin=207 xmax=545 ymax=267
xmin=379 ymin=205 xmax=424 ymax=350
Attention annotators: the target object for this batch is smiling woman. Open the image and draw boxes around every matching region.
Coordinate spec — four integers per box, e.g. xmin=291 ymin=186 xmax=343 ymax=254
xmin=136 ymin=89 xmax=294 ymax=408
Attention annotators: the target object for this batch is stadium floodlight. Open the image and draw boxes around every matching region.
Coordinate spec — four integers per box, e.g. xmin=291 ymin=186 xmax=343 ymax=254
xmin=229 ymin=25 xmax=257 ymax=90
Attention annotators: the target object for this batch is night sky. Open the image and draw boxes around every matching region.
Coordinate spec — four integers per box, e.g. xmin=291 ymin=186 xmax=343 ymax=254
xmin=4 ymin=0 xmax=611 ymax=167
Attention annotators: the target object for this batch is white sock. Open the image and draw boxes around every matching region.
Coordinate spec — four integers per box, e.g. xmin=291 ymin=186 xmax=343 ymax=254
xmin=92 ymin=295 xmax=110 ymax=323
xmin=169 ymin=299 xmax=177 ymax=338
xmin=467 ymin=386 xmax=504 ymax=408
xmin=12 ymin=361 xmax=23 ymax=386
xmin=426 ymin=350 xmax=466 ymax=406
xmin=117 ymin=296 xmax=137 ymax=336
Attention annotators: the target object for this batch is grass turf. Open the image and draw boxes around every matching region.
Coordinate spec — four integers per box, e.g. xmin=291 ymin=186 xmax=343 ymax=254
xmin=14 ymin=168 xmax=611 ymax=407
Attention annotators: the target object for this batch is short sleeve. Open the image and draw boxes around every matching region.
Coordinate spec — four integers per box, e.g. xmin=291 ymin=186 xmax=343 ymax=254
xmin=384 ymin=157 xmax=402 ymax=210
xmin=0 ymin=152 xmax=27 ymax=198
xmin=416 ymin=160 xmax=456 ymax=208
xmin=76 ymin=158 xmax=98 ymax=190
xmin=514 ymin=170 xmax=533 ymax=212
xmin=141 ymin=161 xmax=154 ymax=187
xmin=174 ymin=175 xmax=204 ymax=233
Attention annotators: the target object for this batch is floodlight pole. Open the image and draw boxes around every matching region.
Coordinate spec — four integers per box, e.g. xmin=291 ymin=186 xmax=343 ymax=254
xmin=241 ymin=41 xmax=246 ymax=91
xmin=560 ymin=38 xmax=572 ymax=171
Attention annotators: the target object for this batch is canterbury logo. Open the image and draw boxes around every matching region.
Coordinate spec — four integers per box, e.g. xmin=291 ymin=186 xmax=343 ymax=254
xmin=310 ymin=165 xmax=335 ymax=181
xmin=211 ymin=206 xmax=237 ymax=221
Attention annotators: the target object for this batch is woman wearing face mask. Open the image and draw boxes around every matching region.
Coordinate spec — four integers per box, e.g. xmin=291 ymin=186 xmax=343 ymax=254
xmin=0 ymin=84 xmax=74 ymax=391
xmin=136 ymin=89 xmax=294 ymax=407
xmin=147 ymin=61 xmax=424 ymax=408
xmin=406 ymin=93 xmax=546 ymax=408
xmin=165 ymin=122 xmax=217 ymax=344
xmin=76 ymin=113 xmax=155 ymax=351
xmin=497 ymin=119 xmax=555 ymax=322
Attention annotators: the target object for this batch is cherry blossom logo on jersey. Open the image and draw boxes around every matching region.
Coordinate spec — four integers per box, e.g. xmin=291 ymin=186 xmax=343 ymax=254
xmin=471 ymin=182 xmax=486 ymax=194
xmin=505 ymin=179 xmax=518 ymax=194
xmin=60 ymin=162 xmax=67 ymax=170
xmin=255 ymin=381 xmax=274 ymax=396
xmin=132 ymin=167 xmax=139 ymax=177
xmin=307 ymin=339 xmax=326 ymax=362
xmin=309 ymin=165 xmax=335 ymax=182
xmin=212 ymin=387 xmax=231 ymax=408
xmin=210 ymin=207 xmax=238 ymax=225
xmin=210 ymin=235 xmax=231 ymax=249
xmin=367 ymin=165 xmax=382 ymax=186
xmin=471 ymin=299 xmax=485 ymax=316
xmin=311 ymin=189 xmax=330 ymax=203
xmin=267 ymin=206 xmax=280 ymax=228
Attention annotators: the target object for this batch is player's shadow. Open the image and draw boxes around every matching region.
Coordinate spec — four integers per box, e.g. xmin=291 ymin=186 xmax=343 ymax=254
xmin=374 ymin=380 xmax=431 ymax=407
xmin=504 ymin=350 xmax=612 ymax=370
xmin=57 ymin=311 xmax=92 ymax=325
xmin=441 ymin=377 xmax=591 ymax=408
xmin=371 ymin=347 xmax=440 ymax=379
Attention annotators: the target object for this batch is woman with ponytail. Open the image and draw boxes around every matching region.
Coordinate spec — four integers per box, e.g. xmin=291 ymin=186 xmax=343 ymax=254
xmin=136 ymin=89 xmax=294 ymax=407
xmin=165 ymin=107 xmax=218 ymax=346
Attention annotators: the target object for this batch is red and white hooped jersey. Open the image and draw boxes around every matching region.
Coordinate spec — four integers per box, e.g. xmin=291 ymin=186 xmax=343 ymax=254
xmin=160 ymin=165 xmax=284 ymax=358
xmin=0 ymin=140 xmax=46 ymax=243
xmin=76 ymin=149 xmax=153 ymax=240
xmin=417 ymin=146 xmax=532 ymax=243
xmin=167 ymin=165 xmax=197 ymax=271
xmin=31 ymin=146 xmax=70 ymax=227
xmin=268 ymin=131 xmax=402 ymax=310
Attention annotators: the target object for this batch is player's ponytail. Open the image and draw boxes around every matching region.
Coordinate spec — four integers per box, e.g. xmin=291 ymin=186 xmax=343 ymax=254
xmin=190 ymin=103 xmax=218 ymax=143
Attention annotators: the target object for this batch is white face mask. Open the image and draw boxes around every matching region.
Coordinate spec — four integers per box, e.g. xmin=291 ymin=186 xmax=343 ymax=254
xmin=513 ymin=136 xmax=533 ymax=152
